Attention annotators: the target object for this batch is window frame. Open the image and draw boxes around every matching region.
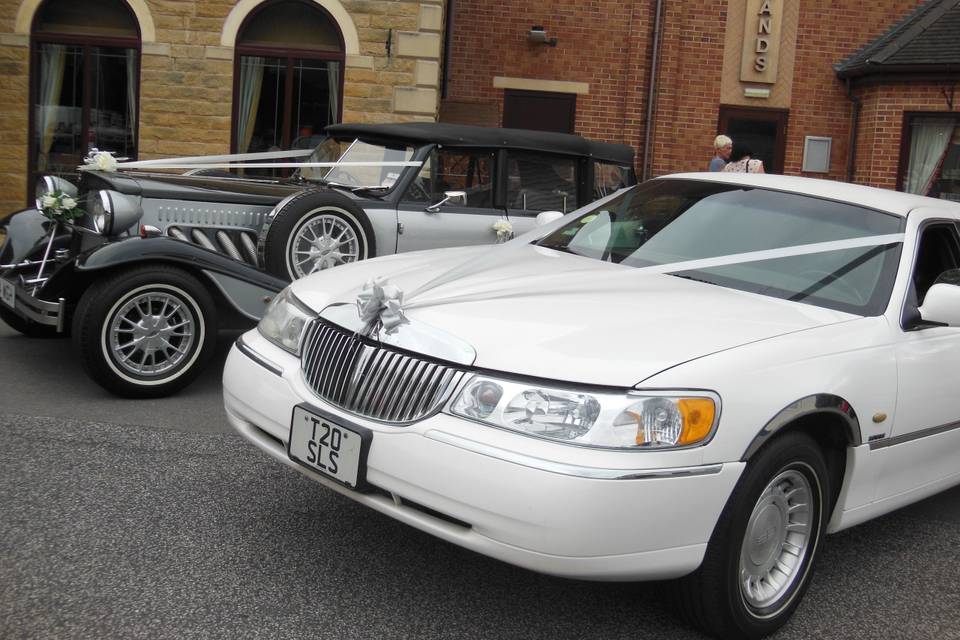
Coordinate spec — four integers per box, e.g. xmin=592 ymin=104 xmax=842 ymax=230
xmin=230 ymin=0 xmax=346 ymax=156
xmin=27 ymin=0 xmax=141 ymax=204
xmin=896 ymin=111 xmax=960 ymax=195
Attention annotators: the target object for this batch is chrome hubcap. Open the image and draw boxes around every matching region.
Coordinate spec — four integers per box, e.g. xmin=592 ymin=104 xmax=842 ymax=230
xmin=109 ymin=291 xmax=196 ymax=377
xmin=739 ymin=469 xmax=813 ymax=611
xmin=291 ymin=214 xmax=360 ymax=278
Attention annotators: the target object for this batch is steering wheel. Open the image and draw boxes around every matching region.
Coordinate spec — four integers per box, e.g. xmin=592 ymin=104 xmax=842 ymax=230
xmin=797 ymin=269 xmax=865 ymax=304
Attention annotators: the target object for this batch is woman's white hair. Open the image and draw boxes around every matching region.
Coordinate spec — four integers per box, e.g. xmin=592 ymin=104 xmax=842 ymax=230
xmin=713 ymin=134 xmax=732 ymax=150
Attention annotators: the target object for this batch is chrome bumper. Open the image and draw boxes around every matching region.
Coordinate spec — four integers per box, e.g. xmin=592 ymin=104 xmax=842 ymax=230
xmin=0 ymin=275 xmax=65 ymax=331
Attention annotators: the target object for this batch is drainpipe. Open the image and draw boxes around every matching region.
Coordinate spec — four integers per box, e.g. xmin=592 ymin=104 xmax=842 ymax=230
xmin=641 ymin=0 xmax=665 ymax=181
xmin=844 ymin=77 xmax=861 ymax=183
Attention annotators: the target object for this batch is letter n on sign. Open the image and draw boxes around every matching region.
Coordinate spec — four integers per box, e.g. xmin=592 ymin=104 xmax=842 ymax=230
xmin=740 ymin=0 xmax=782 ymax=85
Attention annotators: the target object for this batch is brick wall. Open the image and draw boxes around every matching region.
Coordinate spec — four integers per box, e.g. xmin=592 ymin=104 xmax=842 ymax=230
xmin=0 ymin=0 xmax=443 ymax=214
xmin=446 ymin=0 xmax=935 ymax=185
xmin=445 ymin=0 xmax=646 ymax=147
xmin=786 ymin=0 xmax=924 ymax=181
xmin=855 ymin=83 xmax=959 ymax=190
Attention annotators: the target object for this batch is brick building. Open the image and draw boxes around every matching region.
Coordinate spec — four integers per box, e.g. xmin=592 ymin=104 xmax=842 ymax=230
xmin=1 ymin=0 xmax=959 ymax=216
xmin=442 ymin=0 xmax=960 ymax=200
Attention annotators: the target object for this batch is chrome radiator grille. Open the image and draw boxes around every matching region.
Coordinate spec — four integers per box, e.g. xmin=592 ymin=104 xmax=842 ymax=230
xmin=301 ymin=320 xmax=467 ymax=423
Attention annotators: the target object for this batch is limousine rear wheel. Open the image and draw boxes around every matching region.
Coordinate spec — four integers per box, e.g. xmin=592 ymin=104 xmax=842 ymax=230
xmin=262 ymin=190 xmax=374 ymax=281
xmin=677 ymin=432 xmax=828 ymax=640
xmin=72 ymin=265 xmax=217 ymax=398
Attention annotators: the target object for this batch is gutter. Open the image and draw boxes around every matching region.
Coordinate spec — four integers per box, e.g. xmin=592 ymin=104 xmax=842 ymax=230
xmin=641 ymin=0 xmax=665 ymax=181
xmin=844 ymin=77 xmax=862 ymax=183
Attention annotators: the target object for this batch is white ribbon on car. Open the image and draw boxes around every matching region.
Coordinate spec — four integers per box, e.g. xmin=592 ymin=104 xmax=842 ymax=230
xmin=79 ymin=148 xmax=422 ymax=172
xmin=356 ymin=277 xmax=407 ymax=336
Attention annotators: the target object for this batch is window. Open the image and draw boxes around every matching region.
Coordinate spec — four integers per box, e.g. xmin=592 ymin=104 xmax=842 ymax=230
xmin=404 ymin=149 xmax=494 ymax=209
xmin=899 ymin=115 xmax=960 ymax=199
xmin=233 ymin=0 xmax=344 ymax=174
xmin=507 ymin=152 xmax=576 ymax=212
xmin=537 ymin=180 xmax=905 ymax=316
xmin=30 ymin=0 xmax=139 ymax=191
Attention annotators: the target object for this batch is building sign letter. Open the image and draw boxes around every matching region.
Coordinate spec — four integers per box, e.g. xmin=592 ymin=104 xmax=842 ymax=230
xmin=741 ymin=0 xmax=782 ymax=85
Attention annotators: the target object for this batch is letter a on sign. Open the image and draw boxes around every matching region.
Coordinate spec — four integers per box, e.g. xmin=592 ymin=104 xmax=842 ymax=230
xmin=759 ymin=0 xmax=773 ymax=14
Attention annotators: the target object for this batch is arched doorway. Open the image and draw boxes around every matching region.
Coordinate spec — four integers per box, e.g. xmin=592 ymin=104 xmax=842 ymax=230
xmin=29 ymin=0 xmax=140 ymax=185
xmin=232 ymin=0 xmax=345 ymax=164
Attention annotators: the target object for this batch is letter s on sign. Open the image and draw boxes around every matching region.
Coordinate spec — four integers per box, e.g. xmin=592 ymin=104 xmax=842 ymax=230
xmin=755 ymin=55 xmax=768 ymax=72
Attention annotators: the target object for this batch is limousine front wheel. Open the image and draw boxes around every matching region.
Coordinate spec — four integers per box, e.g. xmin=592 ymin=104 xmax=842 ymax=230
xmin=677 ymin=432 xmax=829 ymax=640
xmin=72 ymin=265 xmax=217 ymax=398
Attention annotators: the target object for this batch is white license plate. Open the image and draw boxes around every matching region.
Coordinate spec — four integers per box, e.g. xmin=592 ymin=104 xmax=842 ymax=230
xmin=288 ymin=406 xmax=367 ymax=488
xmin=0 ymin=279 xmax=14 ymax=309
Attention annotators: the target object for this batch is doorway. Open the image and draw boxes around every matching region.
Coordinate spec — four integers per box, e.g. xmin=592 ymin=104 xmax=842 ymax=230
xmin=718 ymin=106 xmax=788 ymax=174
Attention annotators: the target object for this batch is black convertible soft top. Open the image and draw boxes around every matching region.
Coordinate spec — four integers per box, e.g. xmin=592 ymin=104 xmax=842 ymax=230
xmin=325 ymin=122 xmax=634 ymax=165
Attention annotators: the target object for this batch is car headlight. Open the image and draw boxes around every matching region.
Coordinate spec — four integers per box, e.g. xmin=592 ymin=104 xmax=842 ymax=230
xmin=88 ymin=189 xmax=142 ymax=235
xmin=35 ymin=175 xmax=78 ymax=208
xmin=448 ymin=375 xmax=719 ymax=450
xmin=257 ymin=288 xmax=316 ymax=355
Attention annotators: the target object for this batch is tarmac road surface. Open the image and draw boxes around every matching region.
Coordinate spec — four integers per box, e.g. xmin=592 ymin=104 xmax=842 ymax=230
xmin=1 ymin=321 xmax=959 ymax=639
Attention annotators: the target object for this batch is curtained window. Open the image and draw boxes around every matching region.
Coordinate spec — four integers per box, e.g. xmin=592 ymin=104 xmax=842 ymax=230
xmin=233 ymin=0 xmax=345 ymax=175
xmin=30 ymin=0 xmax=139 ymax=191
xmin=902 ymin=115 xmax=960 ymax=200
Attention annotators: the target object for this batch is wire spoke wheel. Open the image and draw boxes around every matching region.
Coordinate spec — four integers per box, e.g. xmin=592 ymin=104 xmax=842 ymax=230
xmin=739 ymin=469 xmax=813 ymax=612
xmin=289 ymin=212 xmax=361 ymax=277
xmin=108 ymin=289 xmax=197 ymax=377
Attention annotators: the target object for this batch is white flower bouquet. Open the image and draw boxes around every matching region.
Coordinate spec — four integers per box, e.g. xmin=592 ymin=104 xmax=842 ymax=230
xmin=39 ymin=191 xmax=84 ymax=223
xmin=492 ymin=218 xmax=513 ymax=243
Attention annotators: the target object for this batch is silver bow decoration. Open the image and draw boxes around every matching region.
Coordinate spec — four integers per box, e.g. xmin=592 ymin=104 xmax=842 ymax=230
xmin=356 ymin=277 xmax=407 ymax=336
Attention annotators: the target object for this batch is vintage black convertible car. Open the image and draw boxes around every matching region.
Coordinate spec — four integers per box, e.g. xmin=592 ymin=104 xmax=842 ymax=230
xmin=0 ymin=123 xmax=635 ymax=397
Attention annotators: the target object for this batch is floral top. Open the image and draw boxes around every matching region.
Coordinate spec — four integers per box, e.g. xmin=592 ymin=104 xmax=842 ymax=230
xmin=722 ymin=158 xmax=764 ymax=173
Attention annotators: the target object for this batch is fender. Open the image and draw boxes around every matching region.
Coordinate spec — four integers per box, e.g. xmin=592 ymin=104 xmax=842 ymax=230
xmin=1 ymin=208 xmax=49 ymax=264
xmin=76 ymin=235 xmax=288 ymax=320
xmin=741 ymin=393 xmax=861 ymax=461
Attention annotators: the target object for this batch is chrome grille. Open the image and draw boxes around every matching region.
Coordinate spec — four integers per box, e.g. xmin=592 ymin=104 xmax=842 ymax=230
xmin=301 ymin=320 xmax=467 ymax=423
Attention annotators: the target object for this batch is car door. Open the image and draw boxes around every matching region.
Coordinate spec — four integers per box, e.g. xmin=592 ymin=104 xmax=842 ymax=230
xmin=879 ymin=213 xmax=960 ymax=501
xmin=396 ymin=147 xmax=506 ymax=252
xmin=504 ymin=151 xmax=580 ymax=237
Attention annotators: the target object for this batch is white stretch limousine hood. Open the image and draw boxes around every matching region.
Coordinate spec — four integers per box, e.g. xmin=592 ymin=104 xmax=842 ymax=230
xmin=290 ymin=243 xmax=858 ymax=388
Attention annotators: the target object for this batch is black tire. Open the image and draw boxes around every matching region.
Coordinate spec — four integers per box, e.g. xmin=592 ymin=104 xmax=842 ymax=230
xmin=71 ymin=264 xmax=217 ymax=398
xmin=0 ymin=304 xmax=64 ymax=338
xmin=261 ymin=189 xmax=374 ymax=281
xmin=676 ymin=432 xmax=830 ymax=639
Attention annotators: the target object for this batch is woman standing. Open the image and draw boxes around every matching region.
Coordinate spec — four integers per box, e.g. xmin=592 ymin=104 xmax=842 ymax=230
xmin=722 ymin=144 xmax=765 ymax=173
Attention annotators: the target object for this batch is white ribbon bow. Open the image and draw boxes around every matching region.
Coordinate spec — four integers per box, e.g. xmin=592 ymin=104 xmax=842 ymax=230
xmin=357 ymin=277 xmax=407 ymax=336
xmin=81 ymin=150 xmax=119 ymax=172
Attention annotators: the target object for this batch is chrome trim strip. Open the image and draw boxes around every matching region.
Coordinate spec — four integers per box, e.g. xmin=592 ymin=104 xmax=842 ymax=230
xmin=235 ymin=336 xmax=283 ymax=376
xmin=742 ymin=393 xmax=861 ymax=461
xmin=869 ymin=419 xmax=960 ymax=450
xmin=424 ymin=430 xmax=724 ymax=480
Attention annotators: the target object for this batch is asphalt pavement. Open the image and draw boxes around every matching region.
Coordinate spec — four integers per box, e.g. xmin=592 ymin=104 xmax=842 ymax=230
xmin=1 ymin=320 xmax=959 ymax=639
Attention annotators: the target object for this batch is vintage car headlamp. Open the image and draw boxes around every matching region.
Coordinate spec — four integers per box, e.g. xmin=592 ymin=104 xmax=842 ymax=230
xmin=35 ymin=176 xmax=79 ymax=210
xmin=89 ymin=189 xmax=143 ymax=235
xmin=257 ymin=288 xmax=316 ymax=356
xmin=449 ymin=375 xmax=718 ymax=449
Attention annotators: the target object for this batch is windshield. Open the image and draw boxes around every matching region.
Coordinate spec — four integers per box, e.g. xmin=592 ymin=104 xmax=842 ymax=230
xmin=298 ymin=137 xmax=415 ymax=190
xmin=536 ymin=179 xmax=905 ymax=315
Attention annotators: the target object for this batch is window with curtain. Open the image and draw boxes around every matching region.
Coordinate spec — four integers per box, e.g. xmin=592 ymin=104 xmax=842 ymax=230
xmin=233 ymin=0 xmax=345 ymax=176
xmin=902 ymin=115 xmax=960 ymax=200
xmin=30 ymin=0 xmax=139 ymax=189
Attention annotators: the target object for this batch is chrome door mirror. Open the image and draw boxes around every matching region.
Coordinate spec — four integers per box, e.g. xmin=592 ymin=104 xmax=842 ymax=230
xmin=919 ymin=272 xmax=960 ymax=326
xmin=426 ymin=190 xmax=466 ymax=213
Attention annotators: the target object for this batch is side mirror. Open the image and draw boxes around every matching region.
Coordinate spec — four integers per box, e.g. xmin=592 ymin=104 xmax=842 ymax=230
xmin=919 ymin=280 xmax=960 ymax=326
xmin=426 ymin=190 xmax=466 ymax=213
xmin=535 ymin=210 xmax=564 ymax=226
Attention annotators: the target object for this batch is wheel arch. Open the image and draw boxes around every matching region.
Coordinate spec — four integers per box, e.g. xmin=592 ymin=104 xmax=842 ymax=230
xmin=741 ymin=393 xmax=860 ymax=515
